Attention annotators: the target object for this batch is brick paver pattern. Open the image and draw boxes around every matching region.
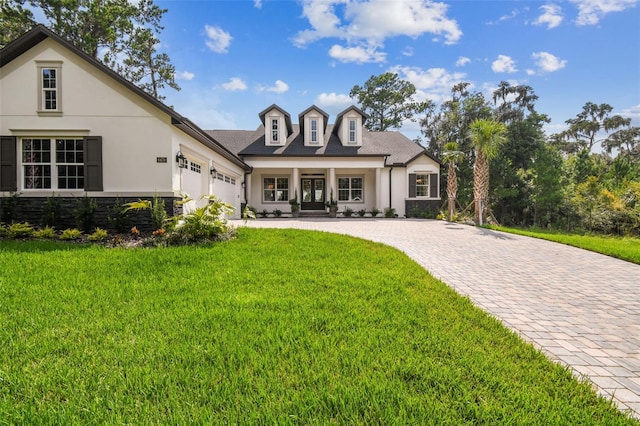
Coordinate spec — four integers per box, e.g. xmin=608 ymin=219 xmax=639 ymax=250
xmin=236 ymin=218 xmax=640 ymax=419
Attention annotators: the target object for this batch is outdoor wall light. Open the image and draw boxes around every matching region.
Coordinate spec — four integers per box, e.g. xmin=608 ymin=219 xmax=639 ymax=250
xmin=176 ymin=151 xmax=188 ymax=169
xmin=210 ymin=166 xmax=217 ymax=176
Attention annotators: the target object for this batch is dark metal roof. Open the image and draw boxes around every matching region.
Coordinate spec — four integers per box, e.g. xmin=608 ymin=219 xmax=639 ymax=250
xmin=1 ymin=25 xmax=250 ymax=170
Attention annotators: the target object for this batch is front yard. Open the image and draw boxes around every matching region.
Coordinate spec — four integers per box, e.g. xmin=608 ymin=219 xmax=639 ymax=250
xmin=0 ymin=228 xmax=635 ymax=424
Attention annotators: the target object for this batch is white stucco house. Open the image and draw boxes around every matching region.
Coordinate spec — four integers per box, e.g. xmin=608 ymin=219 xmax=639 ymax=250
xmin=1 ymin=25 xmax=441 ymax=229
xmin=210 ymin=104 xmax=442 ymax=217
xmin=0 ymin=25 xmax=249 ymax=228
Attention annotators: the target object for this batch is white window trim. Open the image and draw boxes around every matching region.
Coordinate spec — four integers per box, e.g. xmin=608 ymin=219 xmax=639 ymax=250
xmin=337 ymin=176 xmax=364 ymax=203
xmin=262 ymin=176 xmax=290 ymax=203
xmin=36 ymin=61 xmax=63 ymax=115
xmin=414 ymin=173 xmax=431 ymax=198
xmin=269 ymin=117 xmax=280 ymax=145
xmin=19 ymin=137 xmax=85 ymax=191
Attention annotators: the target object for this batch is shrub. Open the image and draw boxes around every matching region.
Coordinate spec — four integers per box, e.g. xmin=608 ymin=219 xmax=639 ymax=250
xmin=75 ymin=195 xmax=97 ymax=233
xmin=8 ymin=222 xmax=33 ymax=238
xmin=343 ymin=207 xmax=354 ymax=217
xmin=150 ymin=194 xmax=168 ymax=230
xmin=107 ymin=198 xmax=131 ymax=233
xmin=33 ymin=226 xmax=56 ymax=239
xmin=41 ymin=194 xmax=62 ymax=227
xmin=243 ymin=206 xmax=257 ymax=221
xmin=89 ymin=227 xmax=108 ymax=242
xmin=384 ymin=207 xmax=396 ymax=218
xmin=258 ymin=209 xmax=269 ymax=218
xmin=0 ymin=192 xmax=20 ymax=224
xmin=59 ymin=228 xmax=83 ymax=240
xmin=357 ymin=209 xmax=366 ymax=217
xmin=0 ymin=225 xmax=6 ymax=238
xmin=164 ymin=195 xmax=236 ymax=245
xmin=272 ymin=209 xmax=282 ymax=217
xmin=370 ymin=208 xmax=380 ymax=217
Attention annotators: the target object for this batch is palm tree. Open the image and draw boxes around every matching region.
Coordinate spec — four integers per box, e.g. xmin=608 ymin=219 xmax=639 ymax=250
xmin=468 ymin=119 xmax=507 ymax=224
xmin=441 ymin=142 xmax=465 ymax=221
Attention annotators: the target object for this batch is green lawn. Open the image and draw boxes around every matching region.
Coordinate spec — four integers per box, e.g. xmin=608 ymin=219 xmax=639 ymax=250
xmin=0 ymin=228 xmax=636 ymax=424
xmin=487 ymin=226 xmax=640 ymax=265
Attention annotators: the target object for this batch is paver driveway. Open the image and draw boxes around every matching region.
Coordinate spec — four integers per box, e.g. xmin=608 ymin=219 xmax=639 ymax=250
xmin=235 ymin=218 xmax=640 ymax=419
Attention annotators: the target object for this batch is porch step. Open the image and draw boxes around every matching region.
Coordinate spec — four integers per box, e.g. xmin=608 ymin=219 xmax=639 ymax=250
xmin=299 ymin=211 xmax=329 ymax=217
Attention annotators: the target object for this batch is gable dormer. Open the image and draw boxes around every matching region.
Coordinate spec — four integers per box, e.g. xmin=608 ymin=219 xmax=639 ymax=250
xmin=259 ymin=104 xmax=293 ymax=146
xmin=334 ymin=105 xmax=368 ymax=147
xmin=298 ymin=105 xmax=329 ymax=147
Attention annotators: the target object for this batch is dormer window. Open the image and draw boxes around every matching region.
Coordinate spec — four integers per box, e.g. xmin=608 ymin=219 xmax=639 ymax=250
xmin=348 ymin=120 xmax=356 ymax=144
xmin=311 ymin=119 xmax=318 ymax=144
xmin=271 ymin=119 xmax=279 ymax=143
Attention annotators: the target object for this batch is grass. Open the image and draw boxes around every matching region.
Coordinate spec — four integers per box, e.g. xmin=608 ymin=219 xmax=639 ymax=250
xmin=0 ymin=228 xmax=636 ymax=424
xmin=487 ymin=226 xmax=640 ymax=265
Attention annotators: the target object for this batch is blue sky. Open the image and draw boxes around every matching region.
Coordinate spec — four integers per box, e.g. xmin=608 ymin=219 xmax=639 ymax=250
xmin=154 ymin=0 xmax=639 ymax=142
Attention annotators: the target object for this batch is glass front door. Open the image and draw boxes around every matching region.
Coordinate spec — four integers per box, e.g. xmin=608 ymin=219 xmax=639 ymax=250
xmin=301 ymin=178 xmax=325 ymax=210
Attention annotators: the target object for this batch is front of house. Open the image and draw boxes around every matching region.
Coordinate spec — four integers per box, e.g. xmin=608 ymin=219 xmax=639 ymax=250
xmin=210 ymin=105 xmax=442 ymax=217
xmin=1 ymin=26 xmax=441 ymax=228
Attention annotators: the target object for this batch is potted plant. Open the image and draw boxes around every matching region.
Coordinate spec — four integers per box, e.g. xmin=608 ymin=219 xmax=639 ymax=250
xmin=289 ymin=195 xmax=300 ymax=217
xmin=326 ymin=192 xmax=338 ymax=218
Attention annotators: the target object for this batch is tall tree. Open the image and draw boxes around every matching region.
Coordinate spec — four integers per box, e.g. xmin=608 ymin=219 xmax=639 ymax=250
xmin=350 ymin=72 xmax=431 ymax=131
xmin=0 ymin=0 xmax=35 ymax=47
xmin=553 ymin=102 xmax=631 ymax=153
xmin=2 ymin=0 xmax=179 ymax=101
xmin=492 ymin=81 xmax=539 ymax=124
xmin=110 ymin=27 xmax=180 ymax=102
xmin=441 ymin=142 xmax=465 ymax=221
xmin=468 ymin=119 xmax=507 ymax=224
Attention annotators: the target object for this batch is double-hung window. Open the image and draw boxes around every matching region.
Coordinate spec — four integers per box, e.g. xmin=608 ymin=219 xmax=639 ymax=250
xmin=415 ymin=174 xmax=429 ymax=197
xmin=271 ymin=119 xmax=279 ymax=143
xmin=338 ymin=177 xmax=363 ymax=202
xmin=22 ymin=138 xmax=84 ymax=190
xmin=263 ymin=177 xmax=289 ymax=202
xmin=37 ymin=62 xmax=62 ymax=113
xmin=310 ymin=119 xmax=318 ymax=144
xmin=348 ymin=119 xmax=356 ymax=144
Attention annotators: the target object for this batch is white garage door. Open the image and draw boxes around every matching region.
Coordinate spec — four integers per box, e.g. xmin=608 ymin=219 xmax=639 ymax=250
xmin=213 ymin=171 xmax=241 ymax=216
xmin=182 ymin=159 xmax=206 ymax=212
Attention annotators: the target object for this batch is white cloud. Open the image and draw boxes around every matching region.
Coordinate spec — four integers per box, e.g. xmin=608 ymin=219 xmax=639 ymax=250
xmin=389 ymin=65 xmax=467 ymax=103
xmin=175 ymin=71 xmax=195 ymax=81
xmin=402 ymin=46 xmax=414 ymax=57
xmin=204 ymin=25 xmax=232 ymax=53
xmin=492 ymin=55 xmax=518 ymax=73
xmin=531 ymin=51 xmax=567 ymax=72
xmin=568 ymin=0 xmax=638 ymax=26
xmin=534 ymin=4 xmax=563 ymax=29
xmin=329 ymin=44 xmax=386 ymax=63
xmin=222 ymin=77 xmax=247 ymax=91
xmin=293 ymin=0 xmax=462 ymax=62
xmin=455 ymin=56 xmax=471 ymax=67
xmin=315 ymin=92 xmax=355 ymax=112
xmin=254 ymin=0 xmax=262 ymax=8
xmin=259 ymin=80 xmax=289 ymax=94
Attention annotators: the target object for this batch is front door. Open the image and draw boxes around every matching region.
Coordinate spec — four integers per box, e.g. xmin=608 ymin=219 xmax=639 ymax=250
xmin=301 ymin=178 xmax=325 ymax=210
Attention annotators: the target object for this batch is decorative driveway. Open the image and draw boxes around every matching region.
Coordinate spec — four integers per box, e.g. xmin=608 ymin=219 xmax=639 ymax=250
xmin=235 ymin=218 xmax=640 ymax=419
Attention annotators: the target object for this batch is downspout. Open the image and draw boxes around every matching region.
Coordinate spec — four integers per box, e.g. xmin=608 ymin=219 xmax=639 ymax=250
xmin=388 ymin=166 xmax=393 ymax=208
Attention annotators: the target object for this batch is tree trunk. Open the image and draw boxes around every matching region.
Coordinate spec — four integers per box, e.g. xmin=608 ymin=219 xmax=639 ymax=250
xmin=447 ymin=163 xmax=458 ymax=221
xmin=474 ymin=151 xmax=490 ymax=224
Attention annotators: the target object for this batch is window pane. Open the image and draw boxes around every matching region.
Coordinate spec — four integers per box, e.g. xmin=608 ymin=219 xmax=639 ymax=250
xmin=338 ymin=178 xmax=349 ymax=189
xmin=338 ymin=190 xmax=349 ymax=201
xmin=351 ymin=177 xmax=363 ymax=189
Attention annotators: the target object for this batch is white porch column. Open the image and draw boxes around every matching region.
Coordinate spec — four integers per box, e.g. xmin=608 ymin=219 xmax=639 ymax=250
xmin=292 ymin=167 xmax=300 ymax=200
xmin=245 ymin=174 xmax=252 ymax=205
xmin=375 ymin=167 xmax=382 ymax=210
xmin=329 ymin=168 xmax=336 ymax=201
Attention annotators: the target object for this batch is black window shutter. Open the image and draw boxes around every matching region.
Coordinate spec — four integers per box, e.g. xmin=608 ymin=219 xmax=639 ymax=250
xmin=430 ymin=173 xmax=438 ymax=198
xmin=408 ymin=173 xmax=416 ymax=198
xmin=0 ymin=136 xmax=18 ymax=192
xmin=83 ymin=136 xmax=103 ymax=191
